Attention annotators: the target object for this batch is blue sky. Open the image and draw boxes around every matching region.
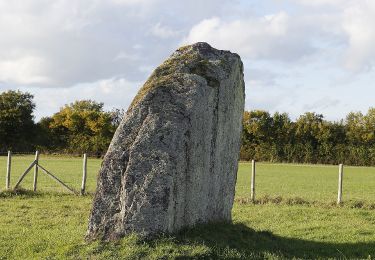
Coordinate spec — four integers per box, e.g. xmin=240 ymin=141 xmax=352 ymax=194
xmin=0 ymin=0 xmax=374 ymax=121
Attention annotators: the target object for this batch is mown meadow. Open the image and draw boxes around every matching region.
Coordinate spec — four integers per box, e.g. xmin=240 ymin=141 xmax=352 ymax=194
xmin=1 ymin=155 xmax=375 ymax=259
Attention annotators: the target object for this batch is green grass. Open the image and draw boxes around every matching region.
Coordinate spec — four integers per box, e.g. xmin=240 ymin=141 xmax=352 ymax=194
xmin=1 ymin=156 xmax=375 ymax=259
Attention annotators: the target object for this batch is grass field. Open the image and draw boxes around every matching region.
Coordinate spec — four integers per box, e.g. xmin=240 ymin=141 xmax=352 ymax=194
xmin=1 ymin=155 xmax=375 ymax=259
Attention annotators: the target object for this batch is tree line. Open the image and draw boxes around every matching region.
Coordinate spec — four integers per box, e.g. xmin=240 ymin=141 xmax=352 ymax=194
xmin=0 ymin=90 xmax=123 ymax=155
xmin=241 ymin=110 xmax=375 ymax=166
xmin=1 ymin=90 xmax=375 ymax=166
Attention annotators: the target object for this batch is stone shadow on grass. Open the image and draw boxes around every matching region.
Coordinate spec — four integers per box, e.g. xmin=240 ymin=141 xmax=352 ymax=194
xmin=0 ymin=188 xmax=43 ymax=198
xmin=0 ymin=189 xmax=83 ymax=198
xmin=174 ymin=222 xmax=375 ymax=259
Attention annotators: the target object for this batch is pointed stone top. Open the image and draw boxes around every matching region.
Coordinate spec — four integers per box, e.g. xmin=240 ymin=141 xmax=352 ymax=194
xmin=129 ymin=42 xmax=242 ymax=110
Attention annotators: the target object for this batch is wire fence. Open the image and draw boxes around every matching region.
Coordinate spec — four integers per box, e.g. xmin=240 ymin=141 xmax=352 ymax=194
xmin=0 ymin=151 xmax=104 ymax=157
xmin=2 ymin=153 xmax=375 ymax=205
xmin=236 ymin=161 xmax=375 ymax=206
xmin=0 ymin=151 xmax=102 ymax=194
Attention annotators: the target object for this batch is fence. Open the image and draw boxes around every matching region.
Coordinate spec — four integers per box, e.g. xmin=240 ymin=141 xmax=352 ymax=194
xmin=248 ymin=160 xmax=357 ymax=205
xmin=2 ymin=151 xmax=89 ymax=195
xmin=1 ymin=153 xmax=371 ymax=204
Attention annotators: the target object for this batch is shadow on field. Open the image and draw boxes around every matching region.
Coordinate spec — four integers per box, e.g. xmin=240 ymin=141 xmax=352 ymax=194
xmin=0 ymin=189 xmax=43 ymax=198
xmin=0 ymin=189 xmax=93 ymax=198
xmin=175 ymin=222 xmax=375 ymax=259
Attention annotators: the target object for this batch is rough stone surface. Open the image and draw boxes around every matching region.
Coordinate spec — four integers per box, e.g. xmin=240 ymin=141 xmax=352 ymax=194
xmin=86 ymin=42 xmax=245 ymax=240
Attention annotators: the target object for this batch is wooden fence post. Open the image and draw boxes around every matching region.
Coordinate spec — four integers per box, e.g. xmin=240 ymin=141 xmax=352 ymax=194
xmin=251 ymin=159 xmax=256 ymax=202
xmin=6 ymin=151 xmax=11 ymax=190
xmin=81 ymin=153 xmax=87 ymax=195
xmin=33 ymin=151 xmax=39 ymax=191
xmin=337 ymin=164 xmax=343 ymax=204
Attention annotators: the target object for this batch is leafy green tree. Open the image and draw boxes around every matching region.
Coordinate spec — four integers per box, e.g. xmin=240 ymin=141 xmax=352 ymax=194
xmin=241 ymin=110 xmax=273 ymax=161
xmin=346 ymin=111 xmax=365 ymax=145
xmin=0 ymin=90 xmax=36 ymax=152
xmin=295 ymin=112 xmax=324 ymax=145
xmin=40 ymin=100 xmax=115 ymax=154
xmin=363 ymin=108 xmax=375 ymax=145
xmin=271 ymin=112 xmax=294 ymax=162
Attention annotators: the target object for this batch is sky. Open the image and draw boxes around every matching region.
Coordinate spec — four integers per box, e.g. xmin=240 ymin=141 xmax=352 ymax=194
xmin=0 ymin=0 xmax=374 ymax=121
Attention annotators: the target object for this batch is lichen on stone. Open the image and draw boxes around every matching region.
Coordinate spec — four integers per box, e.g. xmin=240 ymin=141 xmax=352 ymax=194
xmin=129 ymin=42 xmax=233 ymax=110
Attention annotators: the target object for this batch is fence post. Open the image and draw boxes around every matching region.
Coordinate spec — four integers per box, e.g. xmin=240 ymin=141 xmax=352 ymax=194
xmin=6 ymin=151 xmax=11 ymax=190
xmin=337 ymin=164 xmax=343 ymax=204
xmin=251 ymin=159 xmax=256 ymax=202
xmin=33 ymin=151 xmax=39 ymax=191
xmin=81 ymin=153 xmax=87 ymax=195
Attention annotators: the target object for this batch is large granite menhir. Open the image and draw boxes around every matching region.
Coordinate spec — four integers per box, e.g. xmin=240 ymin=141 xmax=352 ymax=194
xmin=86 ymin=42 xmax=245 ymax=240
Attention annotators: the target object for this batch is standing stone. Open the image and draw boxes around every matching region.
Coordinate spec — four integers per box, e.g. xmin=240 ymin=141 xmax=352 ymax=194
xmin=86 ymin=42 xmax=245 ymax=241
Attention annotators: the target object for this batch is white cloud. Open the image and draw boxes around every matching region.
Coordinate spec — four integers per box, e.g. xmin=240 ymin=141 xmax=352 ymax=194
xmin=290 ymin=0 xmax=375 ymax=71
xmin=183 ymin=1 xmax=375 ymax=73
xmin=0 ymin=1 xmax=174 ymax=88
xmin=303 ymin=97 xmax=341 ymax=111
xmin=113 ymin=51 xmax=140 ymax=61
xmin=342 ymin=1 xmax=375 ymax=71
xmin=111 ymin=0 xmax=159 ymax=5
xmin=151 ymin=23 xmax=179 ymax=39
xmin=0 ymin=0 xmax=234 ymax=90
xmin=183 ymin=12 xmax=316 ymax=61
xmin=0 ymin=56 xmax=51 ymax=85
xmin=292 ymin=0 xmax=346 ymax=6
